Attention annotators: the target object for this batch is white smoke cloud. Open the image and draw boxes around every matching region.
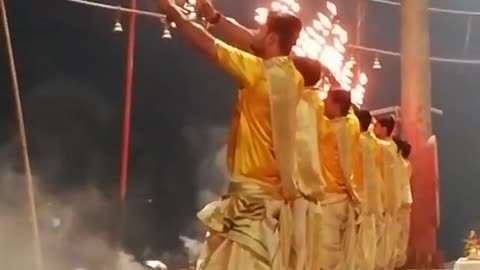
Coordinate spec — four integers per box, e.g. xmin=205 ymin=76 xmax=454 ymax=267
xmin=182 ymin=125 xmax=229 ymax=207
xmin=0 ymin=79 xmax=166 ymax=269
xmin=0 ymin=77 xmax=234 ymax=269
xmin=180 ymin=125 xmax=230 ymax=263
xmin=179 ymin=235 xmax=203 ymax=264
xmin=0 ymin=162 xmax=154 ymax=270
xmin=117 ymin=252 xmax=147 ymax=270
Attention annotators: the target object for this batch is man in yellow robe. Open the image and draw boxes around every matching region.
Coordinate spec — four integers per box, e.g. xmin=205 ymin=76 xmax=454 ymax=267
xmin=352 ymin=109 xmax=383 ymax=270
xmin=290 ymin=57 xmax=326 ymax=270
xmin=190 ymin=2 xmax=332 ymax=268
xmin=315 ymin=90 xmax=360 ymax=270
xmin=373 ymin=116 xmax=400 ymax=270
xmin=157 ymin=1 xmax=304 ymax=269
xmin=392 ymin=138 xmax=413 ymax=268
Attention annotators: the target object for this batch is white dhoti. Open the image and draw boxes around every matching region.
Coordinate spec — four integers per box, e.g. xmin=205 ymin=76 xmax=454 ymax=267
xmin=290 ymin=196 xmax=324 ymax=270
xmin=354 ymin=190 xmax=381 ymax=270
xmin=376 ymin=212 xmax=397 ymax=270
xmin=315 ymin=193 xmax=356 ymax=270
xmin=355 ymin=213 xmax=377 ymax=270
xmin=395 ymin=207 xmax=411 ymax=268
xmin=292 ymin=197 xmax=308 ymax=270
xmin=195 ymin=177 xmax=292 ymax=270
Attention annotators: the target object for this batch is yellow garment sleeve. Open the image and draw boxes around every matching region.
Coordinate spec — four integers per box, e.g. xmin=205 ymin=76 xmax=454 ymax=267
xmin=214 ymin=39 xmax=263 ymax=88
xmin=334 ymin=112 xmax=360 ymax=201
xmin=374 ymin=140 xmax=386 ymax=214
xmin=266 ymin=57 xmax=302 ymax=198
xmin=400 ymin=161 xmax=413 ymax=206
xmin=265 ymin=58 xmax=302 ymax=269
xmin=384 ymin=145 xmax=400 ymax=213
xmin=361 ymin=136 xmax=380 ymax=215
xmin=295 ymin=91 xmax=325 ymax=199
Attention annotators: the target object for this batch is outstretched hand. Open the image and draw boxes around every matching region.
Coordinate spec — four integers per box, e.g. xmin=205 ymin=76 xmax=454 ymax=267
xmin=195 ymin=0 xmax=217 ymax=21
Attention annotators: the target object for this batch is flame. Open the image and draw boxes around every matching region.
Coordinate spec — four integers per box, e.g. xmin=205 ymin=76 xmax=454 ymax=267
xmin=253 ymin=1 xmax=367 ymax=106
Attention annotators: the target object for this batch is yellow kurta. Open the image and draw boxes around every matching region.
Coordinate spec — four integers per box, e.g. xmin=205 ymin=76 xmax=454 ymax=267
xmin=196 ymin=40 xmax=304 ymax=270
xmin=292 ymin=89 xmax=325 ymax=270
xmin=319 ymin=111 xmax=360 ymax=195
xmin=399 ymin=159 xmax=413 ymax=207
xmin=295 ymin=89 xmax=325 ymax=198
xmin=378 ymin=139 xmax=400 ymax=213
xmin=353 ymin=130 xmax=383 ymax=270
xmin=353 ymin=131 xmax=383 ymax=214
xmin=375 ymin=139 xmax=400 ymax=269
xmin=220 ymin=48 xmax=302 ymax=185
xmin=315 ymin=109 xmax=360 ymax=270
xmin=395 ymin=158 xmax=412 ymax=268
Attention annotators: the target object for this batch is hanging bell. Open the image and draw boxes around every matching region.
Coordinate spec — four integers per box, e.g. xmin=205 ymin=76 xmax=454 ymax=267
xmin=161 ymin=18 xmax=172 ymax=39
xmin=162 ymin=27 xmax=172 ymax=39
xmin=113 ymin=20 xmax=123 ymax=32
xmin=373 ymin=57 xmax=382 ymax=69
xmin=113 ymin=6 xmax=123 ymax=32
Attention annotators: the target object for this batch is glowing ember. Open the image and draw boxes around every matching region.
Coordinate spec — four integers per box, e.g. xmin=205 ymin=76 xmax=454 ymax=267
xmin=254 ymin=1 xmax=367 ymax=106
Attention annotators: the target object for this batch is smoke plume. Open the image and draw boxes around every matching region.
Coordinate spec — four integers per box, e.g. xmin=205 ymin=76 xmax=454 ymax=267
xmin=179 ymin=124 xmax=230 ymax=262
xmin=0 ymin=79 xmax=175 ymax=269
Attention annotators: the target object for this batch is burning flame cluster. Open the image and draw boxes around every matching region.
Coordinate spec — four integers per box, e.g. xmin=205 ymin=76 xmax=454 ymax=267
xmin=254 ymin=0 xmax=367 ymax=106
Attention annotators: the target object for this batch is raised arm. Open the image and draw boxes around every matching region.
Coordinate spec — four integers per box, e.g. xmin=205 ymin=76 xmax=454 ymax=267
xmin=216 ymin=17 xmax=256 ymax=51
xmin=161 ymin=2 xmax=217 ymax=60
xmin=197 ymin=0 xmax=255 ymax=51
xmin=159 ymin=0 xmax=262 ymax=88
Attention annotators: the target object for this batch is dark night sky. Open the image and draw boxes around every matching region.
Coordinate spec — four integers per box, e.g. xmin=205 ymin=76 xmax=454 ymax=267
xmin=1 ymin=0 xmax=480 ymax=261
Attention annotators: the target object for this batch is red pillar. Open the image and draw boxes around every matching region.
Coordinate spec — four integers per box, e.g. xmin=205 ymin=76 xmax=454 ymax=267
xmin=400 ymin=0 xmax=442 ymax=267
xmin=119 ymin=0 xmax=137 ymax=201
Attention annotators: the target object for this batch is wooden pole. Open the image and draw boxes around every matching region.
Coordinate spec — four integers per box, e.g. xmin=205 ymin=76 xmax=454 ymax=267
xmin=0 ymin=0 xmax=43 ymax=269
xmin=400 ymin=1 xmax=432 ymax=143
xmin=115 ymin=0 xmax=137 ymax=267
xmin=400 ymin=0 xmax=442 ymax=267
xmin=119 ymin=0 xmax=137 ymax=203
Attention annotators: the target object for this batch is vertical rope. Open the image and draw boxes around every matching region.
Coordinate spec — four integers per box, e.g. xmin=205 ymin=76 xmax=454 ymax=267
xmin=0 ymin=0 xmax=43 ymax=269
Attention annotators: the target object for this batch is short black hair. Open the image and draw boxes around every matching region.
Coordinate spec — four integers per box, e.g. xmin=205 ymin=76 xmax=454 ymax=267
xmin=376 ymin=115 xmax=395 ymax=136
xmin=293 ymin=56 xmax=323 ymax=86
xmin=266 ymin=11 xmax=302 ymax=55
xmin=355 ymin=109 xmax=372 ymax=132
xmin=401 ymin=141 xmax=411 ymax=159
xmin=393 ymin=137 xmax=412 ymax=159
xmin=393 ymin=136 xmax=403 ymax=154
xmin=327 ymin=89 xmax=351 ymax=116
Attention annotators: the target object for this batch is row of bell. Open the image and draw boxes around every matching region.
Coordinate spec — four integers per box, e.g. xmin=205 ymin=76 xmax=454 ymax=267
xmin=113 ymin=20 xmax=382 ymax=68
xmin=347 ymin=56 xmax=382 ymax=70
xmin=113 ymin=20 xmax=172 ymax=39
